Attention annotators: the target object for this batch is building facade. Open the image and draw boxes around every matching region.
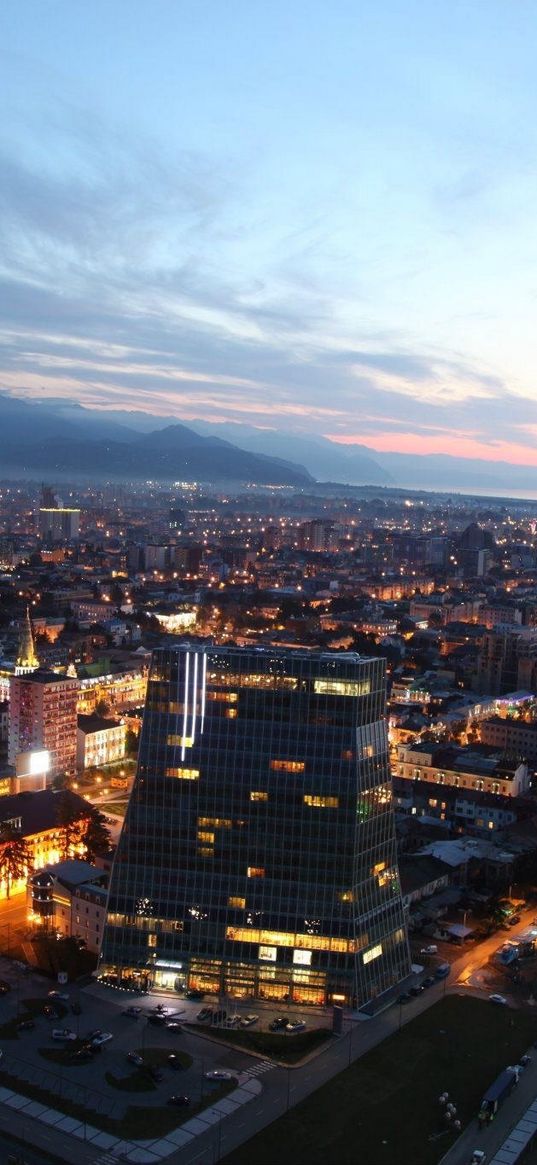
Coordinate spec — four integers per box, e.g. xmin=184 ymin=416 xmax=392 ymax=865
xmin=100 ymin=645 xmax=410 ymax=1008
xmin=77 ymin=714 xmax=127 ymax=771
xmin=8 ymin=671 xmax=79 ymax=779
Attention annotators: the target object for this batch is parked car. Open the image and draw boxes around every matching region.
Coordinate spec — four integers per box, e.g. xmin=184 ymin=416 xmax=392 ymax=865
xmin=204 ymin=1070 xmax=232 ymax=1081
xmin=52 ymin=1028 xmax=77 ymax=1041
xmin=225 ymin=1015 xmax=241 ymax=1028
xmin=509 ymin=915 xmax=521 ymax=926
xmin=48 ymin=990 xmax=69 ymax=1002
xmin=420 ymin=945 xmax=438 ymax=955
xmin=241 ymin=1014 xmax=259 ymax=1027
xmin=470 ymin=1151 xmax=486 ymax=1165
xmin=122 ymin=1006 xmax=142 ymax=1017
xmin=519 ymin=1054 xmax=532 ymax=1068
xmin=197 ymin=1007 xmax=213 ymax=1022
xmin=409 ymin=985 xmax=424 ymax=997
xmin=17 ymin=1018 xmax=35 ymax=1031
xmin=185 ymin=989 xmax=205 ymax=1000
xmin=90 ymin=1031 xmax=113 ymax=1045
xmin=397 ymin=993 xmax=411 ymax=1004
xmin=269 ymin=1016 xmax=289 ymax=1031
xmin=127 ymin=1051 xmax=144 ymax=1066
xmin=422 ymin=977 xmax=435 ymax=988
xmin=489 ymin=994 xmax=508 ymax=1006
xmin=165 ymin=1021 xmax=183 ymax=1032
xmin=168 ymin=1095 xmax=190 ymax=1106
xmin=286 ymin=1020 xmax=306 ymax=1033
xmin=168 ymin=1053 xmax=186 ymax=1069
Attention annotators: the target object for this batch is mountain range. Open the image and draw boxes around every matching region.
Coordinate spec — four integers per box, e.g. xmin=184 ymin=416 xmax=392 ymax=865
xmin=1 ymin=392 xmax=537 ymax=495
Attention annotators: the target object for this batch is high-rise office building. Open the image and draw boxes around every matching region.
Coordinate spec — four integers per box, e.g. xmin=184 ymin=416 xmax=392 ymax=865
xmin=100 ymin=646 xmax=410 ymax=1008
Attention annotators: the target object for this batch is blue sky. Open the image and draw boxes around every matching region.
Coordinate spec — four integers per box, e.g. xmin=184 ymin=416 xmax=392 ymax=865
xmin=2 ymin=0 xmax=537 ymax=463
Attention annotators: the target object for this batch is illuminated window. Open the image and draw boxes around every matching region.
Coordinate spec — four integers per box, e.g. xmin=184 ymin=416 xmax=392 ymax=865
xmin=167 ymin=735 xmax=193 ymax=748
xmin=228 ymin=896 xmax=246 ymax=908
xmin=363 ymin=943 xmax=383 ymax=965
xmin=293 ymin=949 xmax=312 ymax=966
xmin=338 ymin=891 xmax=355 ymax=903
xmin=198 ymin=817 xmax=232 ymax=829
xmin=197 ymin=831 xmax=215 ymax=842
xmin=166 ymin=767 xmax=199 ymax=780
xmin=372 ymin=861 xmax=386 ymax=876
xmin=342 ymin=750 xmax=354 ymax=761
xmin=247 ymin=867 xmax=265 ymax=878
xmin=270 ymin=760 xmax=305 ymax=773
xmin=147 ymin=934 xmax=157 ymax=948
xmin=258 ymin=945 xmax=276 ymax=961
xmin=250 ymin=791 xmax=268 ymax=802
xmin=313 ymin=679 xmax=370 ymax=697
xmin=197 ymin=846 xmax=214 ymax=857
xmin=206 ymin=691 xmax=238 ymax=703
xmin=304 ymin=795 xmax=339 ymax=809
xmin=488 ymin=821 xmax=495 ymax=829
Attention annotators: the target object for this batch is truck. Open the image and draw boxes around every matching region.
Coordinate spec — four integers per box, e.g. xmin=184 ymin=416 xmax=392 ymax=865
xmin=478 ymin=1066 xmax=518 ymax=1123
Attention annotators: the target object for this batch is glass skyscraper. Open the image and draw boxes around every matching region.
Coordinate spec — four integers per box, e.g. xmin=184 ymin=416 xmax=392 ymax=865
xmin=100 ymin=645 xmax=410 ymax=1007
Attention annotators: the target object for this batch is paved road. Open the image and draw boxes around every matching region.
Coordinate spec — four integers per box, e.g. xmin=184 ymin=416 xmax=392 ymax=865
xmin=439 ymin=1049 xmax=537 ymax=1165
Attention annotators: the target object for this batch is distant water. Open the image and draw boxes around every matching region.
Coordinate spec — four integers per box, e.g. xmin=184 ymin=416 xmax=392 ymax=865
xmin=400 ymin=483 xmax=537 ymax=504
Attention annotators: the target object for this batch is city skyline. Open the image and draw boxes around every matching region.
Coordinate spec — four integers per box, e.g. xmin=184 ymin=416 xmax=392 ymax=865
xmin=2 ymin=2 xmax=537 ymax=475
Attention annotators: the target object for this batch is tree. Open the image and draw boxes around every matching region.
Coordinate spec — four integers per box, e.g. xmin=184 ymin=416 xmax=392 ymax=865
xmin=82 ymin=808 xmax=112 ymax=861
xmin=0 ymin=823 xmax=31 ymax=898
xmin=95 ymin=698 xmax=111 ymax=717
xmin=56 ymin=792 xmax=88 ymax=860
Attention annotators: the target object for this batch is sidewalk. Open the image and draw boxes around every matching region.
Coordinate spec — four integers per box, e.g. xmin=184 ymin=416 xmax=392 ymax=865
xmin=0 ymin=1073 xmax=261 ymax=1164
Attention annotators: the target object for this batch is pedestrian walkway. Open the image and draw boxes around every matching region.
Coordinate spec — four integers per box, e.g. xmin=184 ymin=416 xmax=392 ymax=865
xmin=246 ymin=1060 xmax=274 ymax=1077
xmin=0 ymin=1073 xmax=262 ymax=1164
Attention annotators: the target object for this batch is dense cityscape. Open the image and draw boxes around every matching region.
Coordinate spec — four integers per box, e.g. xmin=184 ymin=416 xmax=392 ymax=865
xmin=1 ymin=477 xmax=537 ymax=1162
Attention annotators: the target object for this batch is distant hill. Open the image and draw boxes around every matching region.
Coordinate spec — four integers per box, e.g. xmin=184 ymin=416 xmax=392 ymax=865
xmin=0 ymin=396 xmax=313 ymax=486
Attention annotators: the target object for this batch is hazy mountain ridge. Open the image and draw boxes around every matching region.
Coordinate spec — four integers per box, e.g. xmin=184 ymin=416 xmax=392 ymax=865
xmin=2 ymin=393 xmax=537 ymax=493
xmin=0 ymin=395 xmax=313 ymax=486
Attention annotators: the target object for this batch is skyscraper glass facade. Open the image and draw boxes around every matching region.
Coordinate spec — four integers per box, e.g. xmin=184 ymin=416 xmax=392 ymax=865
xmin=100 ymin=646 xmax=410 ymax=1007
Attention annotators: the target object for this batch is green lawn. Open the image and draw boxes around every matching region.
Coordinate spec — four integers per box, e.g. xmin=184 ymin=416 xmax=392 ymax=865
xmin=187 ymin=1023 xmax=331 ymax=1063
xmin=222 ymin=996 xmax=537 ymax=1165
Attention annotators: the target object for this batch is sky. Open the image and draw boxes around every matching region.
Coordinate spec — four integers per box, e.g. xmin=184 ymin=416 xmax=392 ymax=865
xmin=2 ymin=0 xmax=537 ymax=466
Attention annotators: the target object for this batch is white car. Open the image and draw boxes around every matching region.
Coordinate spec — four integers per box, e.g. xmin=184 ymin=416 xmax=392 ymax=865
xmin=91 ymin=1031 xmax=113 ymax=1045
xmin=204 ymin=1070 xmax=232 ymax=1081
xmin=420 ymin=945 xmax=438 ymax=955
xmin=48 ymin=990 xmax=69 ymax=1002
xmin=225 ymin=1015 xmax=242 ymax=1028
xmin=286 ymin=1020 xmax=306 ymax=1033
xmin=489 ymin=994 xmax=508 ymax=1006
xmin=241 ymin=1014 xmax=259 ymax=1027
xmin=52 ymin=1028 xmax=77 ymax=1041
xmin=470 ymin=1151 xmax=486 ymax=1165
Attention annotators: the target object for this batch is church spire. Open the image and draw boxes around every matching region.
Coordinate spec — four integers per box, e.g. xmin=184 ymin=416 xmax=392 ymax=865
xmin=15 ymin=606 xmax=39 ymax=675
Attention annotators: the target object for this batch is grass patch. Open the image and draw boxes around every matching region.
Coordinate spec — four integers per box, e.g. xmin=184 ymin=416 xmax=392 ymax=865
xmin=188 ymin=1023 xmax=332 ymax=1063
xmin=103 ymin=800 xmax=128 ymax=816
xmin=221 ymin=996 xmax=537 ymax=1165
xmin=21 ymin=997 xmax=68 ymax=1020
xmin=105 ymin=1067 xmax=156 ymax=1092
xmin=136 ymin=1045 xmax=192 ymax=1069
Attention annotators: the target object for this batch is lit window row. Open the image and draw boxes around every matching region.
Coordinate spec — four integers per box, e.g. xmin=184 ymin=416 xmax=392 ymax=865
xmin=313 ymin=679 xmax=371 ymax=697
xmin=270 ymin=760 xmax=305 ymax=773
xmin=198 ymin=817 xmax=232 ymax=829
xmin=166 ymin=767 xmax=200 ymax=780
xmin=167 ymin=734 xmax=193 ymax=748
xmin=304 ymin=795 xmax=339 ymax=809
xmin=225 ymin=926 xmax=362 ymax=953
xmin=250 ymin=791 xmax=268 ymax=802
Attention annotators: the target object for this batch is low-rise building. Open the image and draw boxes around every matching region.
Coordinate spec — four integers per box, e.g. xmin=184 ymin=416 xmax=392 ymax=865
xmin=28 ymin=858 xmax=109 ymax=952
xmin=395 ymin=742 xmax=530 ymax=798
xmin=77 ymin=714 xmax=127 ymax=770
